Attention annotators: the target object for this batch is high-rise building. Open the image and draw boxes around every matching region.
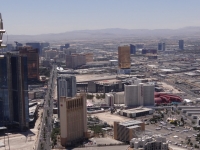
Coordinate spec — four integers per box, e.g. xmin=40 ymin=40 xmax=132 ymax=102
xmin=85 ymin=53 xmax=93 ymax=62
xmin=66 ymin=54 xmax=86 ymax=69
xmin=162 ymin=43 xmax=166 ymax=51
xmin=118 ymin=46 xmax=131 ymax=69
xmin=124 ymin=83 xmax=154 ymax=107
xmin=19 ymin=46 xmax=39 ymax=81
xmin=60 ymin=93 xmax=87 ymax=146
xmin=179 ymin=40 xmax=184 ymax=50
xmin=130 ymin=44 xmax=136 ymax=54
xmin=158 ymin=43 xmax=165 ymax=51
xmin=60 ymin=43 xmax=70 ymax=51
xmin=0 ymin=53 xmax=29 ymax=130
xmin=26 ymin=43 xmax=41 ymax=55
xmin=45 ymin=49 xmax=57 ymax=59
xmin=158 ymin=43 xmax=162 ymax=50
xmin=57 ymin=75 xmax=76 ymax=117
xmin=0 ymin=13 xmax=6 ymax=49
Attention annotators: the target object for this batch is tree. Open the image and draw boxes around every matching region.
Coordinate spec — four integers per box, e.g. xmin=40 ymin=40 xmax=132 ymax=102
xmin=188 ymin=138 xmax=191 ymax=143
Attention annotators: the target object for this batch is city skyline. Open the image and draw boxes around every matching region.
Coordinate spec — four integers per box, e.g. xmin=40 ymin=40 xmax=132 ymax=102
xmin=0 ymin=0 xmax=200 ymax=35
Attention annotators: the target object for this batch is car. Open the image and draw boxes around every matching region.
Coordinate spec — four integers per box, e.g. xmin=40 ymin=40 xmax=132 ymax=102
xmin=193 ymin=134 xmax=197 ymax=137
xmin=176 ymin=130 xmax=179 ymax=132
xmin=156 ymin=128 xmax=161 ymax=130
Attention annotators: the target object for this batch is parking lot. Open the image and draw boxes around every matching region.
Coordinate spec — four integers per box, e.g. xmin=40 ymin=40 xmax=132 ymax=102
xmin=145 ymin=122 xmax=199 ymax=149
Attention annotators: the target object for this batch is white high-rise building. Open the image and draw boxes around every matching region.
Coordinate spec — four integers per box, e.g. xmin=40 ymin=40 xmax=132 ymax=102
xmin=124 ymin=83 xmax=154 ymax=107
xmin=125 ymin=85 xmax=139 ymax=107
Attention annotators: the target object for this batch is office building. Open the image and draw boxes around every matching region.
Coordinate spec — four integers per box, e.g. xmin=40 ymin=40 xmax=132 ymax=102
xmin=179 ymin=40 xmax=184 ymax=50
xmin=19 ymin=46 xmax=39 ymax=81
xmin=57 ymin=75 xmax=76 ymax=117
xmin=60 ymin=93 xmax=87 ymax=146
xmin=118 ymin=46 xmax=131 ymax=69
xmin=130 ymin=44 xmax=136 ymax=54
xmin=26 ymin=43 xmax=41 ymax=55
xmin=158 ymin=43 xmax=165 ymax=51
xmin=0 ymin=53 xmax=29 ymax=130
xmin=0 ymin=13 xmax=6 ymax=49
xmin=114 ymin=120 xmax=145 ymax=142
xmin=130 ymin=135 xmax=168 ymax=150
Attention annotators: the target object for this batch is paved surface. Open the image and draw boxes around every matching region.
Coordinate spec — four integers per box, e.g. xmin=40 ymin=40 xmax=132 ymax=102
xmin=76 ymin=74 xmax=117 ymax=83
xmin=92 ymin=111 xmax=132 ymax=125
xmin=0 ymin=109 xmax=43 ymax=150
xmin=36 ymin=64 xmax=57 ymax=150
xmin=72 ymin=145 xmax=129 ymax=150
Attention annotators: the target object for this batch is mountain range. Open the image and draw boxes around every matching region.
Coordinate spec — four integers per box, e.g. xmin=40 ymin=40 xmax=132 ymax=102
xmin=3 ymin=26 xmax=200 ymax=43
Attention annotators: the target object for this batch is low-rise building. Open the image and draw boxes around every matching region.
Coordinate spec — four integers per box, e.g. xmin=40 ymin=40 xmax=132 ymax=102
xmin=114 ymin=120 xmax=145 ymax=142
xmin=130 ymin=135 xmax=168 ymax=150
xmin=119 ymin=107 xmax=154 ymax=118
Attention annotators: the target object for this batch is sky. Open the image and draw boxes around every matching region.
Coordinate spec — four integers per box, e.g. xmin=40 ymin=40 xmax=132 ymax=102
xmin=1 ymin=0 xmax=200 ymax=35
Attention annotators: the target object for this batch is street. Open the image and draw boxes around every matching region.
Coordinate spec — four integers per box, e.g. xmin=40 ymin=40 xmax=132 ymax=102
xmin=36 ymin=64 xmax=57 ymax=150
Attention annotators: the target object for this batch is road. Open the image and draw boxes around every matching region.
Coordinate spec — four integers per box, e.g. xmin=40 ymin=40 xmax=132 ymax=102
xmin=36 ymin=64 xmax=57 ymax=150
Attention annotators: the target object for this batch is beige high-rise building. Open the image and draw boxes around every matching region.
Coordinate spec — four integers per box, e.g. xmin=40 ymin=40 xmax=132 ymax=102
xmin=60 ymin=93 xmax=87 ymax=146
xmin=118 ymin=46 xmax=131 ymax=69
xmin=85 ymin=53 xmax=93 ymax=62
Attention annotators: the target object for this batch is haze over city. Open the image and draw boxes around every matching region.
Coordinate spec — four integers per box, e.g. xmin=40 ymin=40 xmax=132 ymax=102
xmin=1 ymin=0 xmax=200 ymax=35
xmin=1 ymin=1 xmax=200 ymax=150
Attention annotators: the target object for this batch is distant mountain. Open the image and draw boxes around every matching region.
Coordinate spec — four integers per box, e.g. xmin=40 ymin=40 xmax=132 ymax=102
xmin=3 ymin=27 xmax=200 ymax=43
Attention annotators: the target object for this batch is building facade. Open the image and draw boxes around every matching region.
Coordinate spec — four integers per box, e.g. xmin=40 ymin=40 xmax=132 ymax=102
xmin=57 ymin=75 xmax=76 ymax=118
xmin=85 ymin=53 xmax=93 ymax=62
xmin=114 ymin=120 xmax=145 ymax=142
xmin=60 ymin=94 xmax=87 ymax=146
xmin=130 ymin=135 xmax=168 ymax=150
xmin=179 ymin=40 xmax=184 ymax=50
xmin=118 ymin=46 xmax=131 ymax=69
xmin=0 ymin=13 xmax=6 ymax=49
xmin=66 ymin=54 xmax=86 ymax=69
xmin=19 ymin=46 xmax=39 ymax=81
xmin=124 ymin=83 xmax=155 ymax=107
xmin=45 ymin=49 xmax=57 ymax=59
xmin=26 ymin=43 xmax=41 ymax=55
xmin=130 ymin=44 xmax=136 ymax=54
xmin=158 ymin=43 xmax=165 ymax=51
xmin=0 ymin=53 xmax=29 ymax=130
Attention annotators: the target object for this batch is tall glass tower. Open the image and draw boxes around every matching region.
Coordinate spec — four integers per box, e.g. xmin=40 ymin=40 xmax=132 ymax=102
xmin=0 ymin=53 xmax=29 ymax=130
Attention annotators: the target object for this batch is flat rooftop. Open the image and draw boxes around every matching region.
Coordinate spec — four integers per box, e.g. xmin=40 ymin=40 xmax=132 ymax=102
xmin=76 ymin=74 xmax=117 ymax=82
xmin=121 ymin=107 xmax=152 ymax=114
xmin=119 ymin=120 xmax=142 ymax=126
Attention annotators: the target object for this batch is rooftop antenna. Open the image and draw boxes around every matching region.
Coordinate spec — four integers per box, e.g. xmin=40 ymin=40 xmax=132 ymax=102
xmin=0 ymin=13 xmax=6 ymax=49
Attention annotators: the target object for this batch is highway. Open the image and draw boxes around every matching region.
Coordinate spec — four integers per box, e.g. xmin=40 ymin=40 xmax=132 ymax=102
xmin=36 ymin=64 xmax=57 ymax=150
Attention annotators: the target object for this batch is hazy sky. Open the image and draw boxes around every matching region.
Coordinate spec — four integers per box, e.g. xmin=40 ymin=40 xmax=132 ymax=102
xmin=1 ymin=0 xmax=200 ymax=35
